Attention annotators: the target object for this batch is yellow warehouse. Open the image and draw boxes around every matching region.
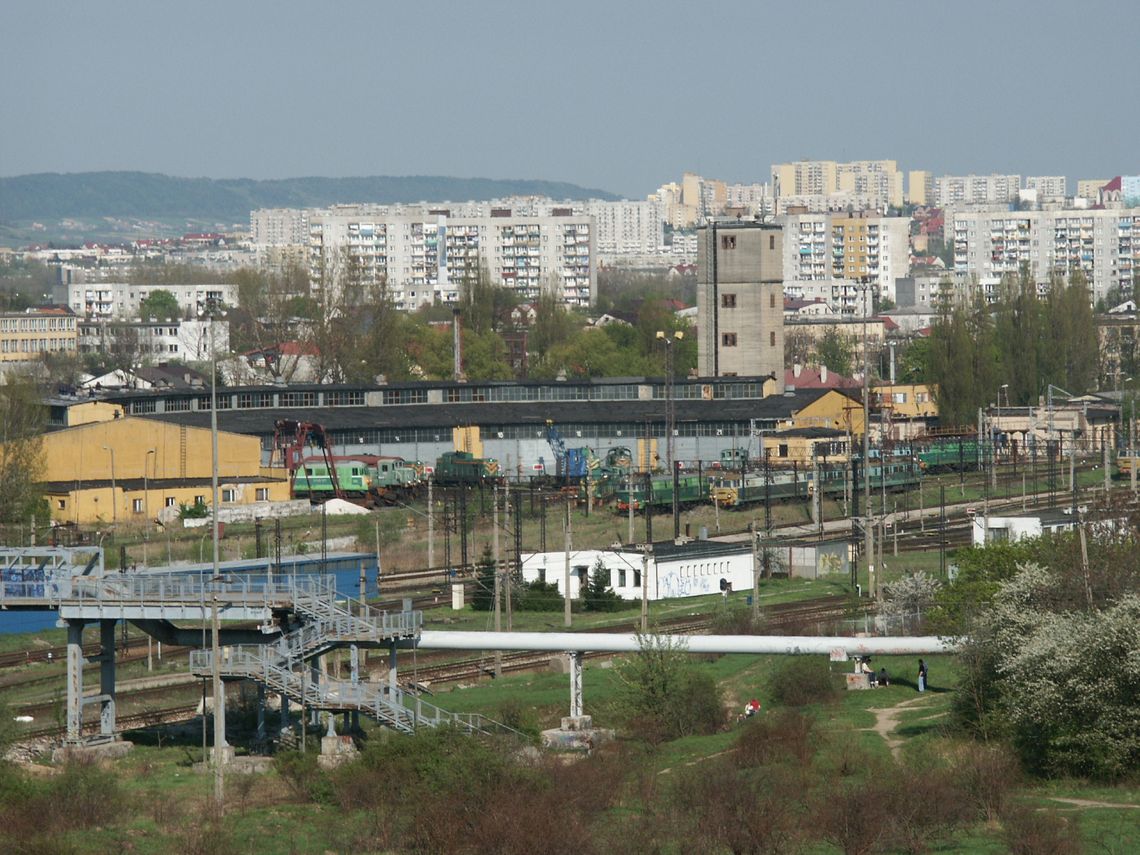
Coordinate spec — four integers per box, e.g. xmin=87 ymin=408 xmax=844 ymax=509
xmin=37 ymin=416 xmax=290 ymax=526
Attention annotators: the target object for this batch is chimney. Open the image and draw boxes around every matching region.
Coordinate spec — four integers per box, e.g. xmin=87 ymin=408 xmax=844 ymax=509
xmin=821 ymin=365 xmax=829 ymax=384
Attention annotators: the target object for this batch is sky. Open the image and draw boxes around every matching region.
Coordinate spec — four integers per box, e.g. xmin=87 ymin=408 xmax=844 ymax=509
xmin=2 ymin=0 xmax=1136 ymax=199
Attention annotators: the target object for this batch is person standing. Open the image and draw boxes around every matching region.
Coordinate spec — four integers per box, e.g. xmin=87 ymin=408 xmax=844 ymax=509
xmin=917 ymin=659 xmax=927 ymax=692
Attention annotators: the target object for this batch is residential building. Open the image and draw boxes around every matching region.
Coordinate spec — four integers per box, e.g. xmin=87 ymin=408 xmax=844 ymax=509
xmin=907 ymin=170 xmax=933 ymax=206
xmin=933 ymin=174 xmax=1020 ymax=206
xmin=1076 ymin=179 xmax=1109 ymax=202
xmin=0 ymin=306 xmax=78 ymax=363
xmin=949 ymin=208 xmax=1140 ymax=303
xmin=780 ymin=212 xmax=911 ymax=305
xmin=77 ymin=318 xmax=228 ymax=363
xmin=773 ymin=159 xmax=903 ymax=210
xmin=250 ymin=208 xmax=309 ymax=246
xmin=306 ymin=206 xmax=596 ymax=310
xmin=584 ymin=199 xmax=665 ymax=257
xmin=1024 ymin=176 xmax=1068 ymax=204
xmin=61 ymin=281 xmax=237 ymax=320
xmin=696 ymin=222 xmax=784 ymax=381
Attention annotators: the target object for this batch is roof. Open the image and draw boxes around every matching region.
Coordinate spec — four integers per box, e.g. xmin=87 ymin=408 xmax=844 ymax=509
xmin=772 ymin=426 xmax=847 ymax=439
xmin=41 ymin=475 xmax=285 ymax=492
xmin=783 ymin=367 xmax=859 ymax=389
xmin=142 ymin=390 xmax=835 ymax=438
xmin=651 ymin=539 xmax=751 ymax=562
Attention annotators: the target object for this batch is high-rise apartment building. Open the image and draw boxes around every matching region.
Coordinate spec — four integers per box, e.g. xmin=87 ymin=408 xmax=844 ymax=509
xmin=772 ymin=160 xmax=903 ymax=210
xmin=949 ymin=209 xmax=1140 ymax=303
xmin=780 ymin=212 xmax=911 ymax=306
xmin=583 ymin=200 xmax=665 ymax=256
xmin=1076 ymin=179 xmax=1110 ymax=202
xmin=907 ymin=170 xmax=934 ymax=206
xmin=696 ymin=222 xmax=784 ymax=381
xmin=933 ymin=174 xmax=1020 ymax=206
xmin=1024 ymin=176 xmax=1068 ymax=203
xmin=306 ymin=206 xmax=595 ymax=311
xmin=251 ymin=208 xmax=309 ymax=246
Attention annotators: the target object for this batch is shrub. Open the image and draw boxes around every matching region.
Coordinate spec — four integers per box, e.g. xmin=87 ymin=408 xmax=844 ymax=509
xmin=516 ymin=578 xmax=563 ymax=611
xmin=769 ymin=657 xmax=840 ymax=707
xmin=583 ymin=558 xmax=623 ymax=612
xmin=274 ymin=749 xmax=331 ymax=803
xmin=1001 ymin=804 xmax=1082 ymax=855
xmin=615 ymin=633 xmax=724 ymax=743
xmin=735 ymin=708 xmax=820 ymax=769
xmin=710 ymin=601 xmax=765 ymax=634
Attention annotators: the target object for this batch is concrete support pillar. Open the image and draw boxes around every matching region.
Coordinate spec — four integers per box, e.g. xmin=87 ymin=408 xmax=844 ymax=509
xmin=325 ymin=712 xmax=336 ymax=738
xmin=350 ymin=645 xmax=359 ymax=686
xmin=309 ymin=658 xmax=321 ymax=726
xmin=388 ymin=641 xmax=398 ymax=693
xmin=66 ymin=620 xmax=86 ymax=743
xmin=280 ymin=693 xmax=290 ymax=732
xmin=256 ymin=683 xmax=266 ymax=744
xmin=99 ymin=619 xmax=117 ymax=737
xmin=569 ymin=651 xmax=584 ymax=718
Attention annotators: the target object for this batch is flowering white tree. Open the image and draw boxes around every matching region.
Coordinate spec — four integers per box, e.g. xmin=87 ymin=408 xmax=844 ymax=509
xmin=879 ymin=571 xmax=942 ymax=632
xmin=960 ymin=562 xmax=1140 ymax=779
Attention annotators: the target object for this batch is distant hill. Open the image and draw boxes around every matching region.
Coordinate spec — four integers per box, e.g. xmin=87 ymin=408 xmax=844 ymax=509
xmin=0 ymin=171 xmax=620 ymax=224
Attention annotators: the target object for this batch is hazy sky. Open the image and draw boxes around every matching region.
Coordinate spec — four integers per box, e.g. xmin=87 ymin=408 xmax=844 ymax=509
xmin=2 ymin=0 xmax=1135 ymax=198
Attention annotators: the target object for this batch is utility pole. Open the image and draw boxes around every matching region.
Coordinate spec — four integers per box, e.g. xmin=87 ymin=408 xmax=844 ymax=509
xmin=627 ymin=473 xmax=635 ymax=545
xmin=493 ymin=484 xmax=501 ymax=677
xmin=640 ymin=547 xmax=650 ymax=632
xmin=427 ymin=476 xmax=434 ymax=571
xmin=861 ymin=280 xmax=874 ymax=598
xmin=563 ymin=500 xmax=572 ymax=628
xmin=206 ymin=303 xmax=225 ymax=811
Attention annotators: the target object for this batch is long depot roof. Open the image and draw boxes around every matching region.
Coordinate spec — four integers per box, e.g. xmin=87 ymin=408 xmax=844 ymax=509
xmin=143 ymin=389 xmax=851 ymax=437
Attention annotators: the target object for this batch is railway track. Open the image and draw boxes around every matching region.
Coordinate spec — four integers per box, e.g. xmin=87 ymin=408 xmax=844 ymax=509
xmin=16 ymin=703 xmax=201 ymax=742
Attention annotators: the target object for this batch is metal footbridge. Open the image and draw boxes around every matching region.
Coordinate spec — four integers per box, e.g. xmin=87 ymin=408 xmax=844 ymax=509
xmin=0 ymin=546 xmax=516 ymax=745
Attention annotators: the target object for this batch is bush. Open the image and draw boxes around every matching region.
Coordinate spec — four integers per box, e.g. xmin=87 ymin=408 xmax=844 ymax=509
xmin=1001 ymin=804 xmax=1082 ymax=855
xmin=615 ymin=633 xmax=724 ymax=743
xmin=710 ymin=601 xmax=765 ymax=634
xmin=735 ymin=708 xmax=820 ymax=769
xmin=769 ymin=657 xmax=840 ymax=707
xmin=274 ymin=749 xmax=331 ymax=803
xmin=516 ymin=578 xmax=563 ymax=611
xmin=178 ymin=499 xmax=208 ymax=519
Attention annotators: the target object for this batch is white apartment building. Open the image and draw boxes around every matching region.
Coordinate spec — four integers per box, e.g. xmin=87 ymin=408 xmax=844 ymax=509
xmin=780 ymin=212 xmax=911 ymax=308
xmin=583 ymin=199 xmax=665 ymax=257
xmin=62 ymin=282 xmax=238 ymax=320
xmin=724 ymin=182 xmax=775 ymax=218
xmin=78 ymin=318 xmax=229 ymax=362
xmin=949 ymin=208 xmax=1140 ymax=303
xmin=250 ymin=208 xmax=309 ymax=246
xmin=933 ymin=174 xmax=1020 ymax=206
xmin=307 ymin=206 xmax=595 ymax=310
xmin=1024 ymin=176 xmax=1068 ymax=203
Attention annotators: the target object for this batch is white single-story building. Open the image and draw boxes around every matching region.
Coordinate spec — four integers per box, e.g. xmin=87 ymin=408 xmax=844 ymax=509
xmin=519 ymin=539 xmax=754 ymax=602
xmin=971 ymin=508 xmax=1077 ymax=546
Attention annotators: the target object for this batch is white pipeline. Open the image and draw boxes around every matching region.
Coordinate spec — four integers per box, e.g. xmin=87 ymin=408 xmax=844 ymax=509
xmin=415 ymin=631 xmax=955 ymax=656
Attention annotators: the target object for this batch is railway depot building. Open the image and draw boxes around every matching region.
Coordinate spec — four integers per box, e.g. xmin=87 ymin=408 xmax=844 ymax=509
xmin=35 ymin=417 xmax=291 ymax=526
xmin=71 ymin=376 xmax=868 ymax=478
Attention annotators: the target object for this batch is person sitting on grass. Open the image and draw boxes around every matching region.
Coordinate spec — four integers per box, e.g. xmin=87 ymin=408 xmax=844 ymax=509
xmin=878 ymin=667 xmax=890 ymax=687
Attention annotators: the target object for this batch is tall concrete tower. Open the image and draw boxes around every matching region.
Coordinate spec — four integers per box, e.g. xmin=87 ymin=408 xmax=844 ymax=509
xmin=697 ymin=221 xmax=784 ymax=387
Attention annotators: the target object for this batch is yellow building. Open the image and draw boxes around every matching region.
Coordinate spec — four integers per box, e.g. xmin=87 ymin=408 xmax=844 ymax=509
xmin=789 ymin=388 xmax=866 ymax=436
xmin=761 ymin=427 xmax=850 ymax=468
xmin=37 ymin=416 xmax=290 ymax=525
xmin=46 ymin=398 xmax=125 ymax=429
xmin=0 ymin=306 xmax=78 ymax=363
xmin=873 ymin=383 xmax=938 ymax=420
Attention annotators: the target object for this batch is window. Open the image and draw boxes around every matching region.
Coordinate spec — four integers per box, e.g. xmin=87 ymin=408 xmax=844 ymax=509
xmin=57 ymin=499 xmax=66 ymax=510
xmin=221 ymin=489 xmax=236 ymax=503
xmin=165 ymin=497 xmax=176 ymax=507
xmin=770 ymin=331 xmax=776 ymax=346
xmin=720 ymin=235 xmax=736 ymax=250
xmin=617 ymin=568 xmax=627 ymax=588
xmin=132 ymin=498 xmax=143 ymax=513
xmin=721 ymin=293 xmax=736 ymax=308
xmin=256 ymin=488 xmax=269 ymax=501
xmin=778 ymin=443 xmax=789 ymax=457
xmin=722 ymin=333 xmax=738 ymax=347
xmin=770 ymin=293 xmax=776 ymax=309
xmin=194 ymin=494 xmax=205 ymax=505
xmin=770 ymin=235 xmax=776 ymax=250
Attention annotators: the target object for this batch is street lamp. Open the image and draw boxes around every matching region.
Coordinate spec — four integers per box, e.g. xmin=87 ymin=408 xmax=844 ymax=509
xmin=656 ymin=330 xmax=684 ymax=539
xmin=101 ymin=445 xmax=117 ymax=526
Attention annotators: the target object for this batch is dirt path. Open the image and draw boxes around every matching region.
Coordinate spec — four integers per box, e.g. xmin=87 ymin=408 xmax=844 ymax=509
xmin=1042 ymin=797 xmax=1140 ymax=810
xmin=868 ymin=695 xmax=936 ymax=757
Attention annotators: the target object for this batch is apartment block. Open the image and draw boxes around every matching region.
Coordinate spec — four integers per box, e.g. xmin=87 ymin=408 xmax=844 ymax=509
xmin=307 ymin=207 xmax=595 ymax=310
xmin=780 ymin=212 xmax=911 ymax=306
xmin=583 ymin=200 xmax=666 ymax=257
xmin=1024 ymin=176 xmax=1068 ymax=203
xmin=933 ymin=174 xmax=1020 ymax=206
xmin=907 ymin=170 xmax=934 ymax=206
xmin=251 ymin=208 xmax=309 ymax=246
xmin=773 ymin=159 xmax=903 ymax=209
xmin=949 ymin=208 xmax=1140 ymax=303
xmin=77 ymin=318 xmax=229 ymax=362
xmin=63 ymin=282 xmax=237 ymax=319
xmin=696 ymin=222 xmax=784 ymax=381
xmin=1077 ymin=179 xmax=1110 ymax=201
xmin=0 ymin=306 xmax=78 ymax=362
